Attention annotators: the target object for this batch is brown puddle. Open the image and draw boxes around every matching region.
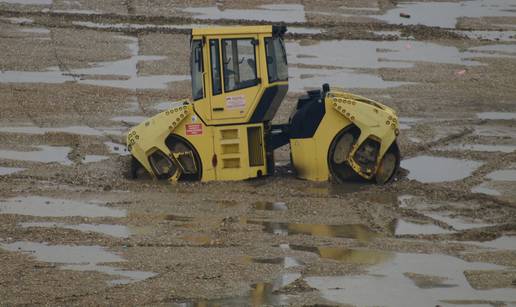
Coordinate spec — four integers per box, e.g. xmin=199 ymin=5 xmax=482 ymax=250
xmin=247 ymin=220 xmax=379 ymax=242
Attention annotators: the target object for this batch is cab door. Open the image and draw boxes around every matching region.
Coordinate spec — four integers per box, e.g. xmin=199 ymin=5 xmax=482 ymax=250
xmin=208 ymin=36 xmax=261 ymax=122
xmin=190 ymin=39 xmax=212 ymax=123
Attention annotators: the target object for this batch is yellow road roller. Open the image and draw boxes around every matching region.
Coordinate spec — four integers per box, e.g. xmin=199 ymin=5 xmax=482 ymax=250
xmin=127 ymin=25 xmax=400 ymax=184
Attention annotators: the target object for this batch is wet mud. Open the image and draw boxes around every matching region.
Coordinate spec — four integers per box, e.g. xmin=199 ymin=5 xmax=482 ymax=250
xmin=1 ymin=0 xmax=516 ymax=306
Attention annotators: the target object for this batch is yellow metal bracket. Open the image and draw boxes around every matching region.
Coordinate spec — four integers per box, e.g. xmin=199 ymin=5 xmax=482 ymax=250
xmin=329 ymin=92 xmax=398 ymax=179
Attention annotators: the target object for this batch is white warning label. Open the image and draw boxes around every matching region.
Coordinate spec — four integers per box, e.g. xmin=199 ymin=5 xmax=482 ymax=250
xmin=225 ymin=95 xmax=246 ymax=109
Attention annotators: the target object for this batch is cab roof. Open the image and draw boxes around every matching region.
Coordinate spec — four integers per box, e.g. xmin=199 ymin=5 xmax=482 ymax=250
xmin=191 ymin=25 xmax=286 ymax=37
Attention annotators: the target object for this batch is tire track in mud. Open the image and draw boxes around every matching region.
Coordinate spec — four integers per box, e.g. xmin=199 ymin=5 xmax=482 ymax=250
xmin=32 ymin=20 xmax=131 ymax=164
xmin=388 ymin=176 xmax=516 ymax=243
xmin=399 ymin=121 xmax=516 ymax=209
xmin=47 ymin=0 xmax=77 ymax=82
xmin=39 ymin=1 xmax=104 ymax=165
xmin=405 ymin=127 xmax=474 ymax=157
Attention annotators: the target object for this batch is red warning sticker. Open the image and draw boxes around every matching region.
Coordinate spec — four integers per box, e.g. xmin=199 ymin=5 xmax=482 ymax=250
xmin=186 ymin=123 xmax=203 ymax=136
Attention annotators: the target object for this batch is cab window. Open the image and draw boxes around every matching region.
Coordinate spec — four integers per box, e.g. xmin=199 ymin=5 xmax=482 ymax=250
xmin=222 ymin=38 xmax=258 ymax=92
xmin=191 ymin=40 xmax=204 ymax=100
xmin=265 ymin=37 xmax=288 ymax=83
xmin=209 ymin=39 xmax=222 ymax=95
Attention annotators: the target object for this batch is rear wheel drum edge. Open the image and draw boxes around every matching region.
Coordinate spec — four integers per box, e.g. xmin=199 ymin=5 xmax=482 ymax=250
xmin=165 ymin=134 xmax=203 ymax=181
xmin=327 ymin=126 xmax=360 ymax=183
xmin=375 ymin=142 xmax=400 ymax=184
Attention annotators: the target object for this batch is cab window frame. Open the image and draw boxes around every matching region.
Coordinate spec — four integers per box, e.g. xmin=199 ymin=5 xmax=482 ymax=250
xmin=209 ymin=39 xmax=223 ymax=96
xmin=191 ymin=39 xmax=205 ymax=101
xmin=221 ymin=38 xmax=259 ymax=93
xmin=264 ymin=36 xmax=288 ymax=83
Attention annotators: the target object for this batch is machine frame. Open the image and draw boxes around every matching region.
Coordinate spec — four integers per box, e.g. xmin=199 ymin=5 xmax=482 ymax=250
xmin=127 ymin=25 xmax=400 ymax=184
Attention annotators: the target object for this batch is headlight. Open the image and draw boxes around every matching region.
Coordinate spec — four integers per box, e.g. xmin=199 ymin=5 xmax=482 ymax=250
xmin=149 ymin=150 xmax=176 ymax=179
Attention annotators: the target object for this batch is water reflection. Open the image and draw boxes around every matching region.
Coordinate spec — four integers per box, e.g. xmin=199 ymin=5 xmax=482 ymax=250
xmin=242 ymin=256 xmax=303 ymax=268
xmin=305 ymin=251 xmax=512 ymax=306
xmin=291 ymin=245 xmax=394 ymax=265
xmin=247 ymin=220 xmax=379 ymax=242
xmin=178 ymin=273 xmax=300 ymax=307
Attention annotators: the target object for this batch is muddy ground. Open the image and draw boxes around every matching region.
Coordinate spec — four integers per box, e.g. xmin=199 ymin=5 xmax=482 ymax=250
xmin=1 ymin=0 xmax=516 ymax=306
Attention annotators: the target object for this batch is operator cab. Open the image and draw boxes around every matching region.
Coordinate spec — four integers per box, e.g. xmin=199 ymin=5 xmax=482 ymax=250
xmin=189 ymin=25 xmax=288 ymax=126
